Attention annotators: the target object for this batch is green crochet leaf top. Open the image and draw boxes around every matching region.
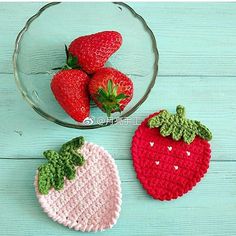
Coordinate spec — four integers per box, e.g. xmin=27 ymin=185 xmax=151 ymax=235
xmin=148 ymin=105 xmax=212 ymax=144
xmin=38 ymin=137 xmax=85 ymax=195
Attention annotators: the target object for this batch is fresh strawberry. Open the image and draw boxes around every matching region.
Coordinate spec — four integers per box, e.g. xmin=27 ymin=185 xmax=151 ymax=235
xmin=89 ymin=67 xmax=133 ymax=116
xmin=68 ymin=31 xmax=122 ymax=74
xmin=131 ymin=105 xmax=212 ymax=201
xmin=51 ymin=69 xmax=90 ymax=122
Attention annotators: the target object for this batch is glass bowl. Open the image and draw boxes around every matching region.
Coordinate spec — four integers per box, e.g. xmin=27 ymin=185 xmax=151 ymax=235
xmin=13 ymin=2 xmax=158 ymax=129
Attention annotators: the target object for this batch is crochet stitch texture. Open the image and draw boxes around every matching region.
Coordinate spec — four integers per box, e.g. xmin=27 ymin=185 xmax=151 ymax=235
xmin=38 ymin=137 xmax=85 ymax=195
xmin=35 ymin=141 xmax=122 ymax=232
xmin=148 ymin=105 xmax=212 ymax=144
xmin=131 ymin=110 xmax=212 ymax=201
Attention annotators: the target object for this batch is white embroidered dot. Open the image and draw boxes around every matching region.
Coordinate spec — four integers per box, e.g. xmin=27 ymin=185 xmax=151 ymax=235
xmin=150 ymin=142 xmax=154 ymax=147
xmin=186 ymin=151 xmax=191 ymax=156
xmin=155 ymin=161 xmax=160 ymax=165
xmin=174 ymin=165 xmax=179 ymax=170
xmin=168 ymin=146 xmax=172 ymax=151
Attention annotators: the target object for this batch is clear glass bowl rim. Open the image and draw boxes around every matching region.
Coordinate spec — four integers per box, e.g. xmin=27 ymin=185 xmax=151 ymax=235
xmin=13 ymin=2 xmax=159 ymax=129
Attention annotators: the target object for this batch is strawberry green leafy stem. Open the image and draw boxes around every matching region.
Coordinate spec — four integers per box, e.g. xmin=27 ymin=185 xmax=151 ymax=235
xmin=38 ymin=137 xmax=85 ymax=195
xmin=148 ymin=105 xmax=212 ymax=144
xmin=96 ymin=79 xmax=128 ymax=117
xmin=63 ymin=45 xmax=82 ymax=70
xmin=51 ymin=45 xmax=81 ymax=71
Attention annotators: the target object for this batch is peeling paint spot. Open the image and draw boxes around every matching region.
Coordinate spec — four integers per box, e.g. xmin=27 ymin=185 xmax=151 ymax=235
xmin=14 ymin=130 xmax=23 ymax=136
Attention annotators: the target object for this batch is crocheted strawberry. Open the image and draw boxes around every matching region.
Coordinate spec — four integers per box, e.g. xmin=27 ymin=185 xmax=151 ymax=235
xmin=89 ymin=67 xmax=133 ymax=116
xmin=35 ymin=137 xmax=121 ymax=232
xmin=51 ymin=69 xmax=90 ymax=123
xmin=68 ymin=31 xmax=122 ymax=74
xmin=131 ymin=105 xmax=212 ymax=201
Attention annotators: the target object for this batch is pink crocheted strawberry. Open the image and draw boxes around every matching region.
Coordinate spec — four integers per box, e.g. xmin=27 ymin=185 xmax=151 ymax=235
xmin=35 ymin=137 xmax=121 ymax=232
xmin=132 ymin=105 xmax=212 ymax=201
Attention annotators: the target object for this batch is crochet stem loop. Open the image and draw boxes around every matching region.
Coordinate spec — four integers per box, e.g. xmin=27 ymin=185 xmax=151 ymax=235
xmin=176 ymin=105 xmax=185 ymax=118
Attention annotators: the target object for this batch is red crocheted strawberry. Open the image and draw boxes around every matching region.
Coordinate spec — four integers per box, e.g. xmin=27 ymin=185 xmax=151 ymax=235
xmin=51 ymin=69 xmax=90 ymax=122
xmin=68 ymin=31 xmax=122 ymax=74
xmin=89 ymin=67 xmax=133 ymax=117
xmin=132 ymin=105 xmax=212 ymax=201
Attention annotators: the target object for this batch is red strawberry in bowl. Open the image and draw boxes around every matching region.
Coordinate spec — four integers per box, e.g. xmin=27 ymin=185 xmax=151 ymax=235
xmin=51 ymin=69 xmax=90 ymax=123
xmin=68 ymin=31 xmax=122 ymax=74
xmin=89 ymin=67 xmax=133 ymax=117
xmin=131 ymin=105 xmax=212 ymax=201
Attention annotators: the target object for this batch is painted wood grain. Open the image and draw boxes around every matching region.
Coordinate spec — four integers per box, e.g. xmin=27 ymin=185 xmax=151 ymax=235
xmin=1 ymin=3 xmax=236 ymax=236
xmin=1 ymin=3 xmax=236 ymax=76
xmin=0 ymin=3 xmax=44 ymax=74
xmin=0 ymin=74 xmax=235 ymax=160
xmin=0 ymin=159 xmax=235 ymax=236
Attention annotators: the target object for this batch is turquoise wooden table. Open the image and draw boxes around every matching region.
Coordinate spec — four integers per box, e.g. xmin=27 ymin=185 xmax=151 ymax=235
xmin=1 ymin=2 xmax=236 ymax=235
